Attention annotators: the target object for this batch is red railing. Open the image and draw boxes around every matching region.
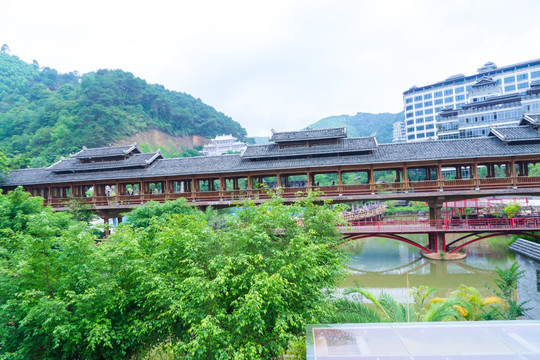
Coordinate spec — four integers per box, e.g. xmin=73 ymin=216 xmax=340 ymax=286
xmin=342 ymin=217 xmax=540 ymax=233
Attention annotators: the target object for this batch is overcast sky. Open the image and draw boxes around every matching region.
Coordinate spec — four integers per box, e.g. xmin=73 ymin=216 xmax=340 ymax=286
xmin=1 ymin=0 xmax=540 ymax=136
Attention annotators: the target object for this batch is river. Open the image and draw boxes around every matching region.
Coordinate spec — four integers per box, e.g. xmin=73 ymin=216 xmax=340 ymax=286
xmin=340 ymin=233 xmax=515 ymax=303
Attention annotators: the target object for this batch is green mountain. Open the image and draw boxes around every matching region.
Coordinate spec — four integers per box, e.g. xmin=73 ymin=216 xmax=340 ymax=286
xmin=0 ymin=51 xmax=246 ymax=167
xmin=308 ymin=112 xmax=404 ymax=143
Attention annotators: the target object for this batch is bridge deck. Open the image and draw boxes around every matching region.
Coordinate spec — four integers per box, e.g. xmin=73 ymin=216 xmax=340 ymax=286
xmin=341 ymin=217 xmax=540 ymax=234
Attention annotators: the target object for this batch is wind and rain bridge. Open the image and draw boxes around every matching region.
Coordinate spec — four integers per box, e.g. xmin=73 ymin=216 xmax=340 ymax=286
xmin=5 ymin=120 xmax=540 ymax=254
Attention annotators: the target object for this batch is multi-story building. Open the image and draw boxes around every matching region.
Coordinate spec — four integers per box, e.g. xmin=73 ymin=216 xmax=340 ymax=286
xmin=201 ymin=134 xmax=246 ymax=156
xmin=392 ymin=121 xmax=406 ymax=142
xmin=403 ymin=58 xmax=540 ymax=141
xmin=437 ymin=80 xmax=540 ymax=140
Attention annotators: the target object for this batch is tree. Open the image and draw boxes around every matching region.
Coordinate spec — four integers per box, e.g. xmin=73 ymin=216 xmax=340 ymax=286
xmin=504 ymin=202 xmax=520 ymax=219
xmin=1 ymin=44 xmax=9 ymax=53
xmin=0 ymin=190 xmax=346 ymax=359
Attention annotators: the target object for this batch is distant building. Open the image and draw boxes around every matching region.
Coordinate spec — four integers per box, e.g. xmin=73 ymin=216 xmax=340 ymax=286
xmin=201 ymin=134 xmax=246 ymax=156
xmin=403 ymin=58 xmax=540 ymax=141
xmin=437 ymin=80 xmax=540 ymax=140
xmin=392 ymin=121 xmax=406 ymax=142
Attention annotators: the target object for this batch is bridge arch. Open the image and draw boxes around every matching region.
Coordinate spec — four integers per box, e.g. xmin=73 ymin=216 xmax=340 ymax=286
xmin=448 ymin=231 xmax=540 ymax=254
xmin=342 ymin=233 xmax=433 ymax=254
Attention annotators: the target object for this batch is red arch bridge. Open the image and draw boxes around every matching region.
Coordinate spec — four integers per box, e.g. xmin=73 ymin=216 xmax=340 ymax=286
xmin=340 ymin=217 xmax=540 ymax=254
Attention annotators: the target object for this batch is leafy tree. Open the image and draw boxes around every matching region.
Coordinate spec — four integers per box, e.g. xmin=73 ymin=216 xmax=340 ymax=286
xmin=504 ymin=202 xmax=520 ymax=218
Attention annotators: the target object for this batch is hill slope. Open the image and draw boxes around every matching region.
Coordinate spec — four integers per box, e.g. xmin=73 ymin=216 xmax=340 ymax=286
xmin=309 ymin=112 xmax=404 ymax=143
xmin=0 ymin=51 xmax=246 ymax=166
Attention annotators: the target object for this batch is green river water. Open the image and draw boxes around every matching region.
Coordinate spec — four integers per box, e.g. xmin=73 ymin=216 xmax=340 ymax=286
xmin=340 ymin=233 xmax=515 ymax=302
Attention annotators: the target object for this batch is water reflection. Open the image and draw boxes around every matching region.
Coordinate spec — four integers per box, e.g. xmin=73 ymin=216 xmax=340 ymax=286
xmin=340 ymin=233 xmax=515 ymax=302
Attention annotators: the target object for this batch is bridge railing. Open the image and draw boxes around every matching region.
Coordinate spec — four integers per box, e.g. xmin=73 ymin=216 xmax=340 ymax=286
xmin=343 ymin=217 xmax=540 ymax=233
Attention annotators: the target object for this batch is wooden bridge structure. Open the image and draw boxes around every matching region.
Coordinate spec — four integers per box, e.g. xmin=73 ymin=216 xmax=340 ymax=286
xmin=4 ymin=122 xmax=540 ymax=251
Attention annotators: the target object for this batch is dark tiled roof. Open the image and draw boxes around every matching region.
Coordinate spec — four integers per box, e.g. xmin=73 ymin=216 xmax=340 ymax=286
xmin=242 ymin=137 xmax=377 ymax=159
xmin=6 ymin=129 xmax=540 ymax=187
xmin=71 ymin=144 xmax=140 ymax=159
xmin=471 ymin=76 xmax=497 ymax=88
xmin=269 ymin=127 xmax=347 ymax=142
xmin=461 ymin=94 xmax=521 ymax=111
xmin=48 ymin=152 xmax=162 ymax=173
xmin=488 ymin=126 xmax=540 ymax=143
xmin=522 ymin=114 xmax=540 ymax=126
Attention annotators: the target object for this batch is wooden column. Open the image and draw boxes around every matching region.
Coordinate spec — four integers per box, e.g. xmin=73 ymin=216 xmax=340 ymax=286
xmin=369 ymin=167 xmax=375 ymax=193
xmin=436 ymin=164 xmax=443 ymax=190
xmin=472 ymin=161 xmax=479 ymax=189
xmin=403 ymin=166 xmax=409 ymax=192
xmin=511 ymin=159 xmax=517 ymax=187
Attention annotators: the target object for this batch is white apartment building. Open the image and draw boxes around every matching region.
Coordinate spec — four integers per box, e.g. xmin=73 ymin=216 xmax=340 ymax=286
xmin=392 ymin=121 xmax=406 ymax=142
xmin=403 ymin=59 xmax=540 ymax=141
xmin=201 ymin=134 xmax=246 ymax=156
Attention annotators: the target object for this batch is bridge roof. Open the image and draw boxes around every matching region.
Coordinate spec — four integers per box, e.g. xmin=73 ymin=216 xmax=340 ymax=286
xmin=71 ymin=143 xmax=140 ymax=159
xmin=48 ymin=152 xmax=162 ymax=173
xmin=242 ymin=136 xmax=376 ymax=159
xmin=489 ymin=126 xmax=540 ymax=143
xmin=5 ymin=130 xmax=540 ymax=187
xmin=269 ymin=127 xmax=347 ymax=142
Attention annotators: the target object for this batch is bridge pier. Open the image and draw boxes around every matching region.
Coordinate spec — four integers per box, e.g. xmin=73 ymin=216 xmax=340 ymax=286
xmin=96 ymin=209 xmax=126 ymax=237
xmin=428 ymin=232 xmax=446 ymax=253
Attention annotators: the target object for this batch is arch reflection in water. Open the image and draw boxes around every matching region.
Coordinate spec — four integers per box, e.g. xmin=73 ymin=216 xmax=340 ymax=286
xmin=340 ymin=233 xmax=514 ymax=302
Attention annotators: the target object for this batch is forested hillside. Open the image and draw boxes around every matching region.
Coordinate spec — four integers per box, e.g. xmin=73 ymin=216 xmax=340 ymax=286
xmin=0 ymin=51 xmax=246 ymax=167
xmin=309 ymin=112 xmax=403 ymax=143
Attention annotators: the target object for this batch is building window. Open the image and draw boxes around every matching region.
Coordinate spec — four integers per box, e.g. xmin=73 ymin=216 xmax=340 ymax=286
xmin=517 ymin=73 xmax=529 ymax=81
xmin=415 ymin=110 xmax=423 ymax=116
xmin=407 ymin=127 xmax=414 ymax=133
xmin=456 ymin=94 xmax=465 ymax=101
xmin=426 ymin=131 xmax=435 ymax=137
xmin=504 ymin=76 xmax=515 ymax=84
xmin=532 ymin=71 xmax=540 ymax=79
xmin=435 ymin=107 xmax=443 ymax=112
xmin=444 ymin=97 xmax=453 ymax=103
xmin=425 ymin=108 xmax=433 ymax=115
xmin=406 ymin=112 xmax=413 ymax=118
xmin=496 ymin=79 xmax=502 ymax=84
xmin=424 ymin=93 xmax=432 ymax=100
xmin=518 ymin=82 xmax=529 ymax=89
xmin=405 ymin=97 xmax=413 ymax=104
xmin=415 ymin=103 xmax=423 ymax=109
xmin=456 ymin=102 xmax=464 ymax=108
xmin=414 ymin=95 xmax=422 ymax=101
xmin=455 ymin=87 xmax=464 ymax=94
xmin=426 ymin=124 xmax=434 ymax=130
xmin=444 ymin=89 xmax=453 ymax=95
xmin=416 ymin=117 xmax=424 ymax=123
xmin=466 ymin=85 xmax=472 ymax=92
xmin=505 ymin=84 xmax=516 ymax=92
xmin=435 ymin=99 xmax=443 ymax=105
xmin=408 ymin=134 xmax=415 ymax=140
xmin=434 ymin=91 xmax=443 ymax=98
xmin=407 ymin=120 xmax=414 ymax=125
xmin=406 ymin=105 xmax=413 ymax=111
xmin=416 ymin=125 xmax=425 ymax=131
xmin=425 ymin=116 xmax=434 ymax=122
xmin=417 ymin=133 xmax=425 ymax=138
xmin=424 ymin=101 xmax=433 ymax=107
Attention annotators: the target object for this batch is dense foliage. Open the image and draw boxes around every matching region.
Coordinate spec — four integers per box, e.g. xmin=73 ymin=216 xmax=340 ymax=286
xmin=0 ymin=188 xmax=345 ymax=359
xmin=308 ymin=112 xmax=404 ymax=144
xmin=0 ymin=52 xmax=246 ymax=167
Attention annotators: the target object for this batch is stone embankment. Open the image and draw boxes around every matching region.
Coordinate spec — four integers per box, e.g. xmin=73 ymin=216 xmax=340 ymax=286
xmin=509 ymin=238 xmax=540 ymax=262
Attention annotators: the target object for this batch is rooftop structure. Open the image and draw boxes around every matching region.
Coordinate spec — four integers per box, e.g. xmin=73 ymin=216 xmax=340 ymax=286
xmin=201 ymin=134 xmax=246 ymax=156
xmin=4 ymin=124 xmax=540 ymax=189
xmin=307 ymin=321 xmax=540 ymax=359
xmin=403 ymin=58 xmax=540 ymax=142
